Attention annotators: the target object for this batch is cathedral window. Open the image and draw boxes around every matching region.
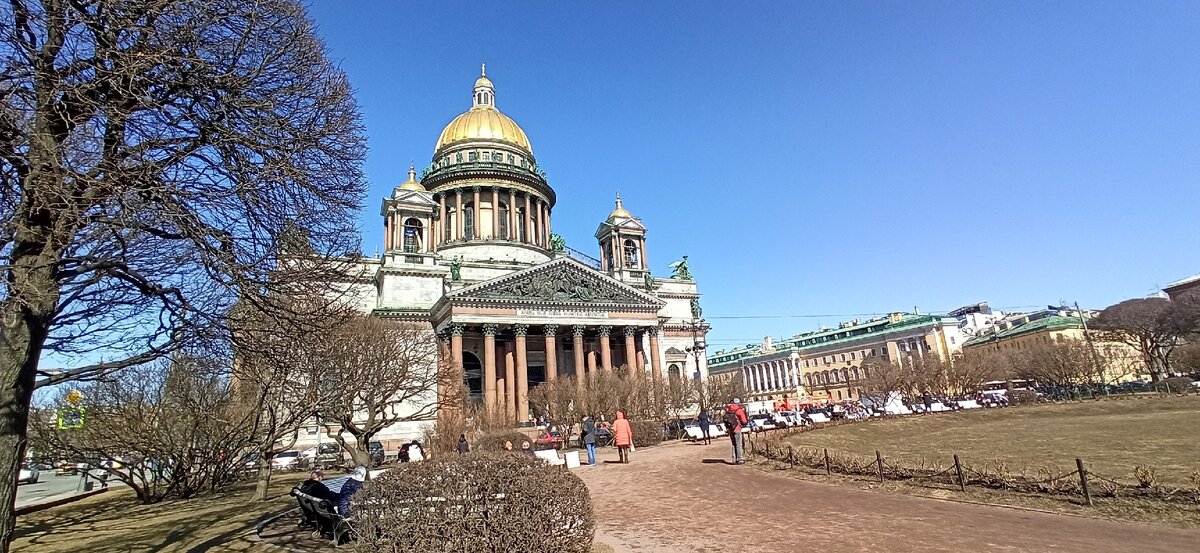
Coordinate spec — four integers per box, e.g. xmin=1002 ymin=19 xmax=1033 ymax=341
xmin=403 ymin=218 xmax=423 ymax=253
xmin=507 ymin=154 xmax=514 ymax=164
xmin=463 ymin=202 xmax=475 ymax=239
xmin=482 ymin=151 xmax=491 ymax=161
xmin=623 ymin=239 xmax=640 ymax=268
xmin=494 ymin=151 xmax=502 ymax=162
xmin=456 ymin=153 xmax=462 ymax=163
xmin=517 ymin=207 xmax=526 ymax=242
xmin=498 ymin=202 xmax=510 ymax=239
xmin=444 ymin=206 xmax=454 ymax=241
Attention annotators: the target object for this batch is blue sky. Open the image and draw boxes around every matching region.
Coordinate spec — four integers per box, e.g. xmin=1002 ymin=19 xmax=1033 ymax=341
xmin=306 ymin=1 xmax=1200 ymax=350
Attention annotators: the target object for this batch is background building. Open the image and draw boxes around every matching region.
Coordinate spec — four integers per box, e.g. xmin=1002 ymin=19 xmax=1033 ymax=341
xmin=708 ymin=311 xmax=963 ymax=403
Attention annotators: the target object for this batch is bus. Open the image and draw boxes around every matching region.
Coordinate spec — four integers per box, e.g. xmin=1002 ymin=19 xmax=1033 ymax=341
xmin=979 ymin=380 xmax=1035 ymax=397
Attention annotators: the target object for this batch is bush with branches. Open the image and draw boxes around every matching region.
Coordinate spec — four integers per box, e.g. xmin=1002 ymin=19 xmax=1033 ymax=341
xmin=475 ymin=431 xmax=533 ymax=452
xmin=351 ymin=453 xmax=594 ymax=553
xmin=628 ymin=420 xmax=665 ymax=448
xmin=1150 ymin=377 xmax=1194 ymax=394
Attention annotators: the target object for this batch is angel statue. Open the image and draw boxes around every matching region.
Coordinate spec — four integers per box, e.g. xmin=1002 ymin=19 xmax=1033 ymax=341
xmin=668 ymin=255 xmax=693 ymax=281
xmin=690 ymin=298 xmax=703 ymax=319
xmin=549 ymin=232 xmax=566 ymax=253
xmin=449 ymin=256 xmax=461 ymax=282
xmin=643 ymin=272 xmax=656 ymax=293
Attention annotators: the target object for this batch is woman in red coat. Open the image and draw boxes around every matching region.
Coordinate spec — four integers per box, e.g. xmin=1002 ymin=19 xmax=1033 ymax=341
xmin=612 ymin=411 xmax=634 ymax=464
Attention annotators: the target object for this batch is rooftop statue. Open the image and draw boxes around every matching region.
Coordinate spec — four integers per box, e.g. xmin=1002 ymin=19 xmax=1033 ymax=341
xmin=450 ymin=256 xmax=461 ymax=282
xmin=668 ymin=255 xmax=693 ymax=281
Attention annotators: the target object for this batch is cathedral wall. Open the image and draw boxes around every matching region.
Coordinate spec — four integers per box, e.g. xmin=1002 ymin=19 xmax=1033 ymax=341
xmin=379 ymin=271 xmax=445 ymax=310
xmin=440 ymin=243 xmax=551 ymax=267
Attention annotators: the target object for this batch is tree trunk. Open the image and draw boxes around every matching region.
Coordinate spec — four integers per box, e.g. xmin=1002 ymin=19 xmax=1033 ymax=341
xmin=0 ymin=256 xmax=59 ymax=551
xmin=252 ymin=456 xmax=273 ymax=501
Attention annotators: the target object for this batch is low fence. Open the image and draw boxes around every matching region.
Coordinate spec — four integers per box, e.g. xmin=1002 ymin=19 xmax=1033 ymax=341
xmin=746 ymin=429 xmax=1200 ymax=507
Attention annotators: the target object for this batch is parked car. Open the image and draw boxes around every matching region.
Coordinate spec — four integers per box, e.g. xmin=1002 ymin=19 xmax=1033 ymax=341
xmin=17 ymin=464 xmax=39 ymax=485
xmin=367 ymin=441 xmax=385 ymax=465
xmin=536 ymin=430 xmax=564 ymax=450
xmin=271 ymin=450 xmax=302 ymax=471
xmin=310 ymin=443 xmax=343 ymax=469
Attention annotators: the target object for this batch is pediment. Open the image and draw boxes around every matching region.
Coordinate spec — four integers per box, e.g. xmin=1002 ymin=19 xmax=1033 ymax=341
xmin=665 ymin=347 xmax=686 ymax=355
xmin=391 ymin=189 xmax=438 ymax=206
xmin=446 ymin=256 xmax=664 ymax=308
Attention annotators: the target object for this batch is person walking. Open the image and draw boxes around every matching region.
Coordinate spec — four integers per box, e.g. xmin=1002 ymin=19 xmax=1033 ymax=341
xmin=582 ymin=415 xmax=597 ymax=466
xmin=724 ymin=398 xmax=749 ymax=464
xmin=456 ymin=434 xmax=470 ymax=455
xmin=697 ymin=408 xmax=712 ymax=445
xmin=612 ymin=411 xmax=634 ymax=464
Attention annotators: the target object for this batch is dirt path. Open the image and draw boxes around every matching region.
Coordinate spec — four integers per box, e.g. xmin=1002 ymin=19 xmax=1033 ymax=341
xmin=576 ymin=441 xmax=1200 ymax=553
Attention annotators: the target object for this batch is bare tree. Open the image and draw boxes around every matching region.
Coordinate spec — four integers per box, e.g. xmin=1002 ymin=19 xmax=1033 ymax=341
xmin=0 ymin=0 xmax=366 ymax=543
xmin=230 ymin=298 xmax=354 ymax=501
xmin=31 ymin=355 xmax=253 ymax=504
xmin=1090 ymin=298 xmax=1182 ymax=381
xmin=857 ymin=359 xmax=915 ymax=406
xmin=319 ymin=317 xmax=439 ymax=469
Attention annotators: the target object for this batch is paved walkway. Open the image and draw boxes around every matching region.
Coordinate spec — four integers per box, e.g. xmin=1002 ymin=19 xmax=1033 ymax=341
xmin=576 ymin=441 xmax=1200 ymax=553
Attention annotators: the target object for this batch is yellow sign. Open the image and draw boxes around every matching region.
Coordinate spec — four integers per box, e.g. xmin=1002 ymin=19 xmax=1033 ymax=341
xmin=65 ymin=390 xmax=83 ymax=405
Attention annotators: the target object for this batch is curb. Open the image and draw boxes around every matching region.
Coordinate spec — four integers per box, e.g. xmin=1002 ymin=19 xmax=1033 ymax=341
xmin=15 ymin=487 xmax=107 ymax=516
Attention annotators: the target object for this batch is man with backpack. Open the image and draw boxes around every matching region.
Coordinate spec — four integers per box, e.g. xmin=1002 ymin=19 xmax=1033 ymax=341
xmin=724 ymin=398 xmax=749 ymax=464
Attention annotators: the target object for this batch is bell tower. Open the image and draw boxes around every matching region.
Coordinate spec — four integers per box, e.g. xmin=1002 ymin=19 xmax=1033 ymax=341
xmin=595 ymin=193 xmax=649 ymax=285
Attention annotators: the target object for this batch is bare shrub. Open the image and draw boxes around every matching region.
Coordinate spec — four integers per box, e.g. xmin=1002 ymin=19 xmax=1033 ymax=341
xmin=628 ymin=420 xmax=664 ymax=448
xmin=1007 ymin=389 xmax=1039 ymax=405
xmin=1150 ymin=377 xmax=1194 ymax=394
xmin=352 ymin=453 xmax=594 ymax=553
xmin=1133 ymin=465 xmax=1159 ymax=488
xmin=476 ymin=431 xmax=531 ymax=452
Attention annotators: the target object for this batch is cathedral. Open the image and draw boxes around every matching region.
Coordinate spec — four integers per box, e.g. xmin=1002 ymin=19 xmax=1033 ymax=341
xmin=341 ymin=67 xmax=708 ymax=442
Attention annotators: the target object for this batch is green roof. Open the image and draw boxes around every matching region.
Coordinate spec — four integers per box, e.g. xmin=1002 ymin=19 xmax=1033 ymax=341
xmin=707 ymin=313 xmax=957 ymax=369
xmin=962 ymin=314 xmax=1084 ymax=348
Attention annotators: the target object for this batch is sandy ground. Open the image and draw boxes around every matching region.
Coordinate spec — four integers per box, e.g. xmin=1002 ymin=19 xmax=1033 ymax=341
xmin=576 ymin=441 xmax=1200 ymax=553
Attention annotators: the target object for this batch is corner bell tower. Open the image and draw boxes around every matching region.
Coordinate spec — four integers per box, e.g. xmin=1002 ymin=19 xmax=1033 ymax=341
xmin=595 ymin=193 xmax=649 ymax=285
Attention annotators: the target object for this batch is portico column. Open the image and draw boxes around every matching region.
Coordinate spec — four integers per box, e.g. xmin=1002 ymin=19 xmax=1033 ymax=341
xmin=648 ymin=327 xmax=663 ymax=388
xmin=438 ymin=195 xmax=447 ymax=244
xmin=639 ymin=238 xmax=648 ymax=270
xmin=587 ymin=350 xmax=598 ymax=375
xmin=455 ymin=189 xmax=464 ymax=240
xmin=472 ymin=186 xmax=481 ymax=239
xmin=491 ymin=187 xmax=500 ymax=239
xmin=436 ymin=331 xmax=450 ymax=406
xmin=572 ymin=325 xmax=587 ymax=380
xmin=543 ymin=325 xmax=558 ymax=383
xmin=623 ymin=326 xmax=637 ymax=370
xmin=514 ymin=324 xmax=529 ymax=423
xmin=450 ymin=324 xmax=465 ymax=405
xmin=539 ymin=201 xmax=548 ymax=246
xmin=503 ymin=344 xmax=516 ymax=422
xmin=523 ymin=193 xmax=533 ymax=245
xmin=483 ymin=324 xmax=498 ymax=412
xmin=598 ymin=326 xmax=612 ymax=372
xmin=383 ymin=216 xmax=391 ymax=251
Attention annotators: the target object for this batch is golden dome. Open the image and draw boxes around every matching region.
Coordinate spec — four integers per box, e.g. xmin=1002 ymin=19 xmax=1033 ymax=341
xmin=399 ymin=164 xmax=423 ymax=191
xmin=608 ymin=193 xmax=633 ymax=220
xmin=434 ymin=65 xmax=534 ymax=156
xmin=435 ymin=107 xmax=533 ymax=155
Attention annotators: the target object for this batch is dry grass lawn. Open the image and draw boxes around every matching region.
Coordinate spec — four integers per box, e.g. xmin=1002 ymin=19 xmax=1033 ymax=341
xmin=784 ymin=395 xmax=1200 ymax=486
xmin=11 ymin=472 xmax=308 ymax=553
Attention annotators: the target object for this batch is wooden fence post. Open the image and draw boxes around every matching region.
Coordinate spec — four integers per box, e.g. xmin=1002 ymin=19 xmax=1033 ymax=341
xmin=823 ymin=448 xmax=831 ymax=475
xmin=953 ymin=454 xmax=966 ymax=493
xmin=1076 ymin=458 xmax=1093 ymax=507
xmin=875 ymin=450 xmax=884 ymax=482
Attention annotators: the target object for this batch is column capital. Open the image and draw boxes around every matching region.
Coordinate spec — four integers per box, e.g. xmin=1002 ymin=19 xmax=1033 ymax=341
xmin=513 ymin=324 xmax=529 ymax=337
xmin=449 ymin=323 xmax=466 ymax=336
xmin=543 ymin=324 xmax=558 ymax=337
xmin=472 ymin=185 xmax=481 ymax=192
xmin=647 ymin=327 xmax=659 ymax=337
xmin=482 ymin=323 xmax=499 ymax=336
xmin=597 ymin=325 xmax=612 ymax=337
xmin=572 ymin=325 xmax=587 ymax=337
xmin=624 ymin=325 xmax=639 ymax=337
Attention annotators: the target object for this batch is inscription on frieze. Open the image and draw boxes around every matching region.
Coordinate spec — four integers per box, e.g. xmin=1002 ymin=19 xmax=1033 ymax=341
xmin=515 ymin=308 xmax=609 ymax=319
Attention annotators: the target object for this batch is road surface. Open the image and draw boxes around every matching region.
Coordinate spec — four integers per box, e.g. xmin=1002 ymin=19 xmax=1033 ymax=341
xmin=15 ymin=471 xmax=122 ymax=510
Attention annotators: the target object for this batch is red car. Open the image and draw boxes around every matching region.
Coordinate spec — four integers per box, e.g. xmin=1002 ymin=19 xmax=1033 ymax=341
xmin=535 ymin=430 xmax=564 ymax=450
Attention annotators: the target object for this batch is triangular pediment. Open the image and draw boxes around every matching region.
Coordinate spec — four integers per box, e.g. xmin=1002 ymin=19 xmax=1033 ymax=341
xmin=391 ymin=189 xmax=438 ymax=206
xmin=446 ymin=256 xmax=664 ymax=308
